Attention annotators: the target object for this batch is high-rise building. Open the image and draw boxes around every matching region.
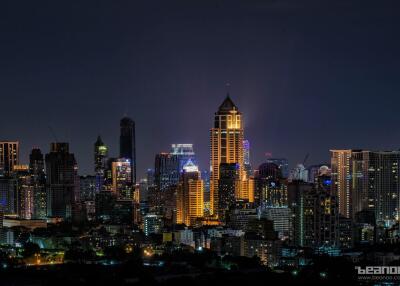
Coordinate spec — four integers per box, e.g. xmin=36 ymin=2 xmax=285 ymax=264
xmin=94 ymin=135 xmax=108 ymax=192
xmin=154 ymin=153 xmax=180 ymax=190
xmin=120 ymin=117 xmax=136 ymax=184
xmin=330 ymin=150 xmax=352 ymax=218
xmin=171 ymin=144 xmax=196 ymax=171
xmin=291 ymin=178 xmax=339 ymax=249
xmin=0 ymin=141 xmax=19 ymax=177
xmin=151 ymin=153 xmax=180 ymax=218
xmin=256 ymin=163 xmax=287 ymax=208
xmin=13 ymin=165 xmax=33 ymax=219
xmin=266 ymin=158 xmax=289 ymax=179
xmin=218 ymin=163 xmax=240 ymax=220
xmin=112 ymin=158 xmax=133 ymax=199
xmin=0 ymin=175 xmax=17 ymax=215
xmin=176 ymin=160 xmax=204 ymax=226
xmin=210 ymin=95 xmax=250 ymax=216
xmin=366 ymin=151 xmax=400 ymax=225
xmin=331 ymin=149 xmax=400 ymax=227
xmin=45 ymin=143 xmax=79 ymax=219
xmin=29 ymin=148 xmax=46 ymax=219
xmin=243 ymin=140 xmax=252 ymax=177
xmin=79 ymin=175 xmax=97 ymax=201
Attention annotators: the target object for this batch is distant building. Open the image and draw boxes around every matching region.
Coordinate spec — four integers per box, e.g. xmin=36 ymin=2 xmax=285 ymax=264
xmin=218 ymin=163 xmax=239 ymax=220
xmin=266 ymin=158 xmax=289 ymax=179
xmin=256 ymin=163 xmax=287 ymax=208
xmin=210 ymin=95 xmax=251 ymax=216
xmin=331 ymin=149 xmax=400 ymax=226
xmin=94 ymin=136 xmax=108 ymax=192
xmin=291 ymin=177 xmax=339 ymax=249
xmin=0 ymin=141 xmax=19 ymax=177
xmin=29 ymin=148 xmax=46 ymax=219
xmin=120 ymin=117 xmax=136 ymax=184
xmin=176 ymin=160 xmax=204 ymax=226
xmin=152 ymin=153 xmax=179 ymax=216
xmin=112 ymin=158 xmax=133 ymax=199
xmin=171 ymin=144 xmax=196 ymax=171
xmin=80 ymin=175 xmax=97 ymax=201
xmin=263 ymin=207 xmax=292 ymax=240
xmin=13 ymin=165 xmax=33 ymax=219
xmin=143 ymin=213 xmax=163 ymax=236
xmin=243 ymin=140 xmax=252 ymax=177
xmin=45 ymin=143 xmax=79 ymax=220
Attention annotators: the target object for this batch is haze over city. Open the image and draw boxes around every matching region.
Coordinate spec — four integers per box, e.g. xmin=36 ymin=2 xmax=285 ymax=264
xmin=1 ymin=0 xmax=400 ymax=177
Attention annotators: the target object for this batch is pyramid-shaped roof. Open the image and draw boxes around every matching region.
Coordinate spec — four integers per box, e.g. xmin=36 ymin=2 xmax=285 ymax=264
xmin=218 ymin=94 xmax=238 ymax=112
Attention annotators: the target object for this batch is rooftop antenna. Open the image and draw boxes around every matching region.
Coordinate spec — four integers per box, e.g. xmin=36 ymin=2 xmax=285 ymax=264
xmin=226 ymin=82 xmax=231 ymax=94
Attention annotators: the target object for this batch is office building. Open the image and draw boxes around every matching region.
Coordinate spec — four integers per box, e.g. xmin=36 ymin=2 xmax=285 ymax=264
xmin=94 ymin=136 xmax=108 ymax=191
xmin=45 ymin=143 xmax=79 ymax=219
xmin=29 ymin=148 xmax=46 ymax=219
xmin=176 ymin=160 xmax=204 ymax=226
xmin=266 ymin=158 xmax=289 ymax=179
xmin=120 ymin=117 xmax=136 ymax=184
xmin=210 ymin=95 xmax=252 ymax=216
xmin=0 ymin=141 xmax=19 ymax=177
xmin=171 ymin=144 xmax=196 ymax=171
xmin=112 ymin=158 xmax=133 ymax=199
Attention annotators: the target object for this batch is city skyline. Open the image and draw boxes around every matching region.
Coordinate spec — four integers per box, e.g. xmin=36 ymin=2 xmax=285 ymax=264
xmin=2 ymin=1 xmax=400 ymax=178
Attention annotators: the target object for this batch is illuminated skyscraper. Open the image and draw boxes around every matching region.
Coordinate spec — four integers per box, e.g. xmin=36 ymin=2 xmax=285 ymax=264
xmin=331 ymin=150 xmax=352 ymax=218
xmin=243 ymin=140 xmax=252 ymax=177
xmin=176 ymin=160 xmax=204 ymax=226
xmin=365 ymin=151 xmax=400 ymax=226
xmin=120 ymin=117 xmax=136 ymax=184
xmin=29 ymin=148 xmax=46 ymax=219
xmin=13 ymin=164 xmax=33 ymax=219
xmin=0 ymin=141 xmax=19 ymax=177
xmin=45 ymin=143 xmax=79 ymax=219
xmin=210 ymin=95 xmax=246 ymax=216
xmin=94 ymin=135 xmax=108 ymax=191
xmin=112 ymin=158 xmax=133 ymax=199
xmin=171 ymin=144 xmax=196 ymax=170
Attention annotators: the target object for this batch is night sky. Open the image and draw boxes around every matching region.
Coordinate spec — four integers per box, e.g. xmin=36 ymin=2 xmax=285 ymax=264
xmin=1 ymin=0 xmax=400 ymax=178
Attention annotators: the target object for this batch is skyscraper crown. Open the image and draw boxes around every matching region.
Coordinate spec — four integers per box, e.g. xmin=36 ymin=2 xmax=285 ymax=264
xmin=218 ymin=94 xmax=238 ymax=112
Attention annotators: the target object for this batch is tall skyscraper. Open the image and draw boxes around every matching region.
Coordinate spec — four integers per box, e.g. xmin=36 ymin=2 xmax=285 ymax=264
xmin=13 ymin=164 xmax=33 ymax=219
xmin=45 ymin=143 xmax=79 ymax=219
xmin=210 ymin=95 xmax=247 ymax=216
xmin=243 ymin=140 xmax=252 ymax=177
xmin=362 ymin=151 xmax=400 ymax=226
xmin=0 ymin=141 xmax=19 ymax=177
xmin=94 ymin=135 xmax=108 ymax=191
xmin=120 ymin=117 xmax=136 ymax=184
xmin=112 ymin=158 xmax=133 ymax=199
xmin=170 ymin=144 xmax=196 ymax=171
xmin=29 ymin=148 xmax=47 ymax=219
xmin=152 ymin=153 xmax=180 ymax=217
xmin=176 ymin=160 xmax=204 ymax=226
xmin=330 ymin=150 xmax=352 ymax=219
xmin=331 ymin=149 xmax=400 ymax=227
